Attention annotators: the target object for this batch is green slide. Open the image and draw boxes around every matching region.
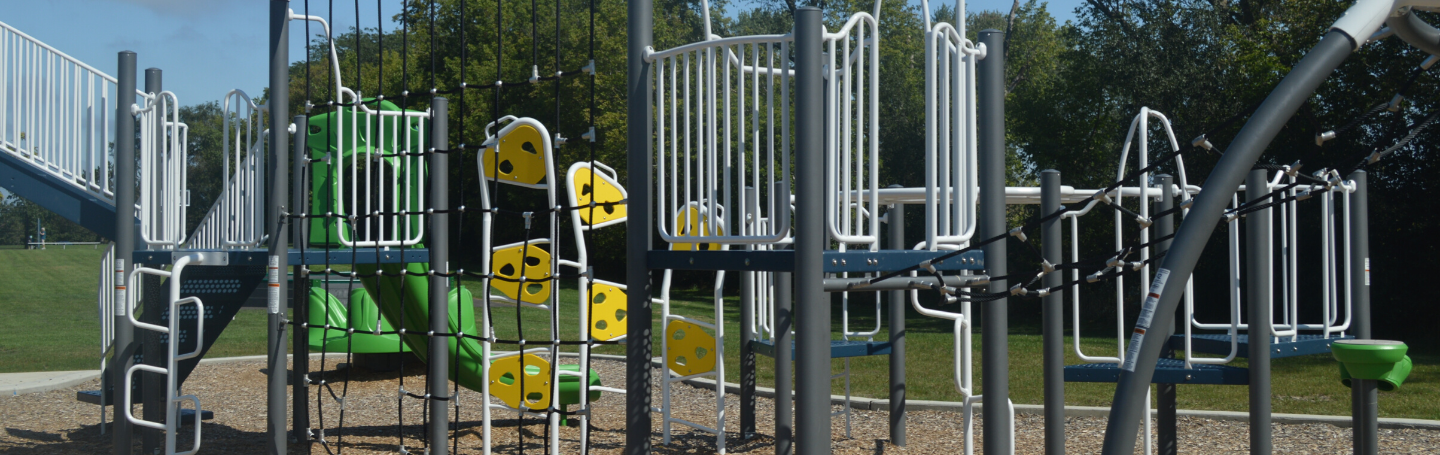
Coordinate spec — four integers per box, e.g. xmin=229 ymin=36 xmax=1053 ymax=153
xmin=307 ymin=283 xmax=411 ymax=354
xmin=358 ymin=262 xmax=601 ymax=406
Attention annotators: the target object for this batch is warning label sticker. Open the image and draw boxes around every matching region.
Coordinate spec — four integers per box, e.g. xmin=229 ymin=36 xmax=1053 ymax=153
xmin=1122 ymin=268 xmax=1171 ymax=372
xmin=268 ymin=255 xmax=281 ymax=313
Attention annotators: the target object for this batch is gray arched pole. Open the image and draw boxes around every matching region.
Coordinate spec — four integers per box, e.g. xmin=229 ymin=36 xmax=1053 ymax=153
xmin=1098 ymin=29 xmax=1356 ymax=454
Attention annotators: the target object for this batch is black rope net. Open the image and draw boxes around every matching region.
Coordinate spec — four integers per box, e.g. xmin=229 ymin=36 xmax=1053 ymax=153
xmin=284 ymin=0 xmax=610 ymax=453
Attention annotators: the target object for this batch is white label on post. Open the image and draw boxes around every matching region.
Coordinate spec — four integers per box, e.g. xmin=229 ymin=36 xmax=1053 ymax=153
xmin=1122 ymin=268 xmax=1171 ymax=372
xmin=114 ymin=259 xmax=128 ymax=316
xmin=1364 ymin=258 xmax=1370 ymax=286
xmin=268 ymin=255 xmax=281 ymax=314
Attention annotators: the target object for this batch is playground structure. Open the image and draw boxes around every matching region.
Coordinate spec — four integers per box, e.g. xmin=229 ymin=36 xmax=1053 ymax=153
xmin=0 ymin=0 xmax=1433 ymax=453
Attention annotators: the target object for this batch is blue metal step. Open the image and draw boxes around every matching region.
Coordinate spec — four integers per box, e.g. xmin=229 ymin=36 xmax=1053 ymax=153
xmin=1172 ymin=334 xmax=1353 ymax=359
xmin=1064 ymin=358 xmax=1249 ymax=385
xmin=749 ymin=339 xmax=892 ymax=359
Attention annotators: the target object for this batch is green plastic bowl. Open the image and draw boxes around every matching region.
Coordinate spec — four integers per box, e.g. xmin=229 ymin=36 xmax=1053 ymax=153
xmin=1332 ymin=339 xmax=1411 ymax=391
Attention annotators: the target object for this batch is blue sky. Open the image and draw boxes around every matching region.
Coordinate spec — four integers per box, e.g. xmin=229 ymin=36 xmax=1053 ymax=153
xmin=2 ymin=0 xmax=1085 ymax=108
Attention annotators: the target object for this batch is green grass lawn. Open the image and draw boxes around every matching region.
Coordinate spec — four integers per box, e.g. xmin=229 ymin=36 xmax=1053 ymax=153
xmin=3 ymin=248 xmax=1435 ymax=420
xmin=0 ymin=249 xmax=279 ymax=373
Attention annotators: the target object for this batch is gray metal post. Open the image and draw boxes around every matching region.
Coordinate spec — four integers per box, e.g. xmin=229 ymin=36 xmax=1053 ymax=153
xmin=111 ymin=50 xmax=137 ymax=455
xmin=887 ymin=196 xmax=906 ymax=446
xmin=1349 ymin=170 xmax=1376 ymax=455
xmin=624 ymin=0 xmax=654 ymax=450
xmin=1245 ymin=170 xmax=1272 ymax=454
xmin=1041 ymin=170 xmax=1064 ymax=455
xmin=291 ymin=115 xmax=311 ymax=447
xmin=140 ymin=67 xmax=164 ymax=455
xmin=741 ymin=189 xmax=758 ymax=439
xmin=793 ymin=8 xmax=828 ymax=455
xmin=977 ymin=29 xmax=1011 ymax=455
xmin=267 ymin=1 xmax=290 ymax=453
xmin=428 ymin=98 xmax=451 ymax=455
xmin=1154 ymin=175 xmax=1177 ymax=455
xmin=1098 ymin=31 xmax=1354 ymax=454
xmin=775 ymin=271 xmax=793 ymax=455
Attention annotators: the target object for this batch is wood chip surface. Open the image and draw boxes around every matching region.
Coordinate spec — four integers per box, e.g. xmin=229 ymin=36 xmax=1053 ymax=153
xmin=3 ymin=357 xmax=1437 ymax=453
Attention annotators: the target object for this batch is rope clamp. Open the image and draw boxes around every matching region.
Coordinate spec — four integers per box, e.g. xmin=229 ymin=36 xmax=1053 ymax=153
xmin=1094 ymin=190 xmax=1113 ymax=205
xmin=556 ymin=133 xmax=567 ymax=146
xmin=1086 ymin=272 xmax=1102 ymax=283
xmin=1388 ymin=94 xmax=1404 ymax=112
xmin=920 ymin=260 xmax=937 ymax=273
xmin=524 ymin=212 xmax=534 ymax=229
xmin=1008 ymin=283 xmax=1027 ymax=296
xmin=582 ymin=126 xmax=596 ymax=142
xmin=1040 ymin=260 xmax=1056 ymax=274
xmin=1033 ymin=288 xmax=1052 ymax=298
xmin=1316 ymin=130 xmax=1336 ymax=146
xmin=1135 ymin=215 xmax=1152 ymax=228
xmin=583 ymin=60 xmax=597 ymax=75
xmin=1008 ymin=227 xmax=1028 ymax=242
xmin=1190 ymin=135 xmax=1214 ymax=151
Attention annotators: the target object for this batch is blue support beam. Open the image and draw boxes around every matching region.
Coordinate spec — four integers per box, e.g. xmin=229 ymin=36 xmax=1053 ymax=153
xmin=0 ymin=149 xmax=139 ymax=243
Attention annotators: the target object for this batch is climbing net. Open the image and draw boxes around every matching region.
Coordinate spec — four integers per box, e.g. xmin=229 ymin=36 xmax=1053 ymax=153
xmin=281 ymin=0 xmax=624 ymax=453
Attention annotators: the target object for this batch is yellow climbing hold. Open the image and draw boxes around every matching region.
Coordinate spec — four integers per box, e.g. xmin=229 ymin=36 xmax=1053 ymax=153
xmin=587 ymin=280 xmax=628 ymax=341
xmin=488 ymin=354 xmax=552 ymax=410
xmin=481 ymin=124 xmax=549 ymax=186
xmin=491 ymin=241 xmax=553 ymax=304
xmin=665 ymin=320 xmax=716 ymax=376
xmin=670 ymin=204 xmax=723 ymax=251
xmin=572 ymin=166 xmax=627 ymax=226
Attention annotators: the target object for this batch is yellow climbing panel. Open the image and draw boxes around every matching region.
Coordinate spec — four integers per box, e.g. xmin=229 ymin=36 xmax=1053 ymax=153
xmin=571 ymin=166 xmax=627 ymax=225
xmin=587 ymin=281 xmax=628 ymax=341
xmin=670 ymin=205 xmax=723 ymax=251
xmin=489 ymin=354 xmax=552 ymax=410
xmin=491 ymin=241 xmax=553 ymax=304
xmin=481 ymin=124 xmax=549 ymax=186
xmin=665 ymin=320 xmax=717 ymax=376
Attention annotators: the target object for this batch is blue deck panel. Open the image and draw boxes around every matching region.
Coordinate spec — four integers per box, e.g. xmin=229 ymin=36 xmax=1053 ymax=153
xmin=1064 ymin=358 xmax=1250 ymax=385
xmin=1172 ymin=333 xmax=1353 ymax=359
xmin=750 ymin=339 xmax=893 ymax=359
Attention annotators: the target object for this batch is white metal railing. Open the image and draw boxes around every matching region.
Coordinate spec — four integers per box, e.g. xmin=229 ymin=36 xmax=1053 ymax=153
xmin=331 ymin=87 xmax=429 ymax=247
xmin=649 ymin=33 xmax=795 ymax=246
xmin=922 ymin=20 xmax=984 ymax=249
xmin=136 ymin=91 xmax=188 ymax=248
xmin=183 ymin=90 xmax=267 ymax=250
xmin=0 ymin=20 xmax=144 ymax=206
xmin=825 ymin=13 xmax=882 ymax=250
xmin=124 ymin=253 xmax=206 ymax=455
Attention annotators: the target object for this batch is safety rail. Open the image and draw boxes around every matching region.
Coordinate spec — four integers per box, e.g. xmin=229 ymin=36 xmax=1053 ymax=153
xmin=922 ymin=21 xmax=984 ymax=249
xmin=825 ymin=13 xmax=882 ymax=250
xmin=0 ymin=20 xmax=144 ymax=207
xmin=183 ymin=90 xmax=267 ymax=250
xmin=123 ymin=253 xmax=206 ymax=455
xmin=136 ymin=91 xmax=189 ymax=248
xmin=331 ymin=87 xmax=429 ymax=248
xmin=648 ymin=33 xmax=795 ymax=246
